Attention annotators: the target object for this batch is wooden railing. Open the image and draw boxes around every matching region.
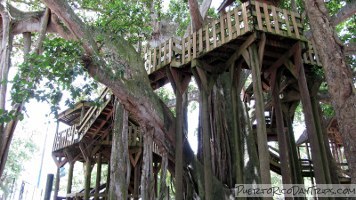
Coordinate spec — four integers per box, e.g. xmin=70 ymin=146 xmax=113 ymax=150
xmin=251 ymin=1 xmax=303 ymax=39
xmin=144 ymin=38 xmax=181 ymax=74
xmin=52 ymin=88 xmax=112 ymax=152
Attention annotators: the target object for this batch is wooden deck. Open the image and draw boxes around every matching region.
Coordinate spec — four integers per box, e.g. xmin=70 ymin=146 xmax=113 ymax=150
xmin=144 ymin=1 xmax=320 ymax=88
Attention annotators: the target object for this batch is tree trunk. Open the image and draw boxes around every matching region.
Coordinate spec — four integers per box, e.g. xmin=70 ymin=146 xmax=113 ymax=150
xmin=304 ymin=0 xmax=356 ymax=183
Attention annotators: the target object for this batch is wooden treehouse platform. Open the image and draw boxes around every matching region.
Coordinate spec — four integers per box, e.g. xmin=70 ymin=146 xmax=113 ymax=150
xmin=51 ymin=1 xmax=349 ymax=199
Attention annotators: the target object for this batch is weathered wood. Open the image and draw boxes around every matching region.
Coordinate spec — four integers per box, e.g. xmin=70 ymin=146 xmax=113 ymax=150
xmin=247 ymin=44 xmax=272 ymax=187
xmin=44 ymin=174 xmax=54 ymax=200
xmin=141 ymin=131 xmax=154 ymax=200
xmin=167 ymin=68 xmax=190 ymax=200
xmin=84 ymin=159 xmax=92 ymax=200
xmin=255 ymin=1 xmax=263 ymax=30
xmin=199 ymin=28 xmax=203 ymax=53
xmin=271 ymin=6 xmax=280 ymax=34
xmin=66 ymin=162 xmax=74 ymax=200
xmin=226 ymin=33 xmax=257 ymax=67
xmin=227 ymin=12 xmax=233 ymax=41
xmin=234 ymin=7 xmax=241 ymax=36
xmin=109 ymin=102 xmax=129 ymax=199
xmin=193 ymin=31 xmax=197 ymax=58
xmin=158 ymin=152 xmax=168 ymax=200
xmin=230 ymin=64 xmax=244 ymax=188
xmin=53 ymin=167 xmax=60 ymax=200
xmin=242 ymin=3 xmax=249 ymax=33
xmin=295 ymin=42 xmax=329 ymax=185
xmin=271 ymin=70 xmax=293 ymax=197
xmin=94 ymin=153 xmax=102 ymax=200
xmin=220 ymin=15 xmax=225 ymax=44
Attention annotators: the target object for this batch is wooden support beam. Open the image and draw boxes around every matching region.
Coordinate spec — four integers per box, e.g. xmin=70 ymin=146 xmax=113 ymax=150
xmin=141 ymin=130 xmax=154 ymax=200
xmin=294 ymin=42 xmax=330 ymax=185
xmin=167 ymin=67 xmax=190 ymax=200
xmin=94 ymin=153 xmax=102 ymax=200
xmin=266 ymin=42 xmax=299 ymax=74
xmin=53 ymin=166 xmax=60 ymax=200
xmin=109 ymin=102 xmax=129 ymax=199
xmin=271 ymin=70 xmax=293 ymax=197
xmin=192 ymin=63 xmax=217 ymax=200
xmin=230 ymin=63 xmax=244 ymax=187
xmin=247 ymin=44 xmax=272 ymax=187
xmin=84 ymin=158 xmax=92 ymax=200
xmin=226 ymin=33 xmax=257 ymax=67
xmin=66 ymin=162 xmax=75 ymax=200
xmin=133 ymin=160 xmax=141 ymax=200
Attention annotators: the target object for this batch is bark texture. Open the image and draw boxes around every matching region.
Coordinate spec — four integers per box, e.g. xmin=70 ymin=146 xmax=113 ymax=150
xmin=304 ymin=0 xmax=356 ymax=183
xmin=109 ymin=102 xmax=129 ymax=199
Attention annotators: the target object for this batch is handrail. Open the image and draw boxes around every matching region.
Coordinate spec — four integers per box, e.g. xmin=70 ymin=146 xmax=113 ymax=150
xmin=52 ymin=88 xmax=112 ymax=151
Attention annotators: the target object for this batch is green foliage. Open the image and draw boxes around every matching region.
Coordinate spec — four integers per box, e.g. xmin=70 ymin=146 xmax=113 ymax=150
xmin=92 ymin=0 xmax=152 ymax=44
xmin=9 ymin=38 xmax=98 ymax=118
xmin=0 ymin=137 xmax=37 ymax=197
xmin=163 ymin=0 xmax=190 ymax=37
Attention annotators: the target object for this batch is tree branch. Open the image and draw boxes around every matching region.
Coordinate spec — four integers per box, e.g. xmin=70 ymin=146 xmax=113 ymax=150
xmin=330 ymin=1 xmax=356 ymax=27
xmin=42 ymin=0 xmax=177 ymax=156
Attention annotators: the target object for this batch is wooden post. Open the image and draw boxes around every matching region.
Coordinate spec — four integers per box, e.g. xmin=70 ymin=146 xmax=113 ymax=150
xmin=284 ymin=108 xmax=304 ymax=185
xmin=66 ymin=162 xmax=74 ymax=200
xmin=106 ymin=163 xmax=110 ymax=197
xmin=94 ymin=153 xmax=102 ymax=200
xmin=84 ymin=159 xmax=92 ymax=200
xmin=109 ymin=102 xmax=129 ymax=199
xmin=248 ymin=44 xmax=271 ymax=186
xmin=158 ymin=151 xmax=168 ymax=200
xmin=141 ymin=131 xmax=154 ymax=200
xmin=133 ymin=159 xmax=141 ymax=200
xmin=271 ymin=70 xmax=293 ymax=199
xmin=44 ymin=174 xmax=54 ymax=200
xmin=230 ymin=64 xmax=244 ymax=186
xmin=53 ymin=167 xmax=60 ymax=200
xmin=192 ymin=61 xmax=215 ymax=200
xmin=167 ymin=67 xmax=190 ymax=200
xmin=295 ymin=42 xmax=329 ymax=185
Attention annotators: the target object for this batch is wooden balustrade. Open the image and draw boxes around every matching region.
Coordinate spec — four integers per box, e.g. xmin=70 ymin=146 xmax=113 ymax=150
xmin=251 ymin=1 xmax=303 ymax=40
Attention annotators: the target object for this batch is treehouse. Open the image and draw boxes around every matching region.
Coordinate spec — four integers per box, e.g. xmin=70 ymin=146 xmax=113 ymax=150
xmin=51 ymin=1 xmax=349 ymax=199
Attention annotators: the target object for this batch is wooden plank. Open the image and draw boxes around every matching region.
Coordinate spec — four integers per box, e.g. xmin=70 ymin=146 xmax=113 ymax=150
xmin=234 ymin=7 xmax=241 ymax=36
xmin=227 ymin=11 xmax=233 ymax=41
xmin=255 ymin=1 xmax=263 ymax=30
xmin=193 ymin=31 xmax=197 ymax=58
xmin=182 ymin=37 xmax=185 ymax=64
xmin=220 ymin=15 xmax=225 ymax=44
xmin=226 ymin=33 xmax=257 ymax=67
xmin=283 ymin=9 xmax=291 ymax=36
xmin=263 ymin=3 xmax=272 ymax=32
xmin=188 ymin=36 xmax=191 ymax=62
xmin=199 ymin=28 xmax=203 ymax=53
xmin=153 ymin=48 xmax=157 ymax=72
xmin=158 ymin=44 xmax=162 ymax=67
xmin=169 ymin=38 xmax=172 ymax=63
xmin=290 ymin=12 xmax=300 ymax=39
xmin=163 ymin=41 xmax=167 ymax=65
xmin=213 ymin=20 xmax=217 ymax=48
xmin=271 ymin=6 xmax=280 ymax=34
xmin=242 ymin=3 xmax=249 ymax=33
xmin=205 ymin=25 xmax=210 ymax=52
